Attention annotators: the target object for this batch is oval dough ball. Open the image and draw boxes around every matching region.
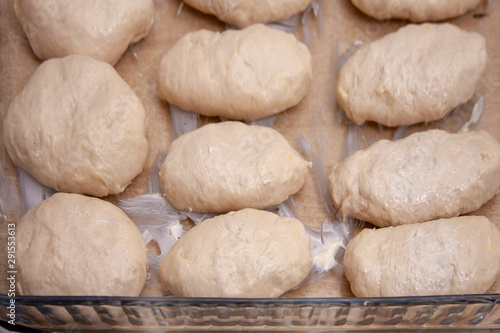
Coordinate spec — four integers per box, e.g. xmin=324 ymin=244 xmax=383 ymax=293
xmin=17 ymin=193 xmax=148 ymax=296
xmin=183 ymin=0 xmax=315 ymax=28
xmin=3 ymin=55 xmax=148 ymax=197
xmin=337 ymin=23 xmax=487 ymax=127
xmin=160 ymin=208 xmax=313 ymax=297
xmin=350 ymin=0 xmax=482 ymax=22
xmin=14 ymin=0 xmax=154 ymax=65
xmin=157 ymin=24 xmax=312 ymax=121
xmin=344 ymin=216 xmax=500 ymax=297
xmin=329 ymin=129 xmax=500 ymax=227
xmin=160 ymin=121 xmax=310 ymax=213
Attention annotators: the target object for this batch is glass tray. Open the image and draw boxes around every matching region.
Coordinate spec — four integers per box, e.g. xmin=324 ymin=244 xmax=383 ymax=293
xmin=2 ymin=1 xmax=500 ymax=332
xmin=1 ymin=294 xmax=500 ymax=331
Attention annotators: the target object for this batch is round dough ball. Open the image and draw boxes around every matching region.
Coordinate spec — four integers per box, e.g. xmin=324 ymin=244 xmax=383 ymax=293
xmin=3 ymin=55 xmax=148 ymax=197
xmin=17 ymin=193 xmax=148 ymax=296
xmin=160 ymin=121 xmax=310 ymax=213
xmin=160 ymin=208 xmax=313 ymax=297
xmin=183 ymin=0 xmax=315 ymax=28
xmin=14 ymin=0 xmax=154 ymax=65
xmin=157 ymin=24 xmax=312 ymax=121
xmin=350 ymin=0 xmax=483 ymax=22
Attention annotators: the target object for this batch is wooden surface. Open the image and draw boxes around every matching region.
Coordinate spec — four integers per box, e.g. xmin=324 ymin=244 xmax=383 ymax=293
xmin=1 ymin=0 xmax=499 ymax=298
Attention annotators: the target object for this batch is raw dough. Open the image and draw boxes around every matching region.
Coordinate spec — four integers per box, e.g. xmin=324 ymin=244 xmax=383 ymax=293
xmin=17 ymin=193 xmax=148 ymax=296
xmin=329 ymin=129 xmax=500 ymax=227
xmin=344 ymin=216 xmax=500 ymax=297
xmin=160 ymin=121 xmax=310 ymax=213
xmin=160 ymin=208 xmax=313 ymax=297
xmin=3 ymin=55 xmax=148 ymax=197
xmin=14 ymin=0 xmax=154 ymax=65
xmin=350 ymin=0 xmax=482 ymax=22
xmin=157 ymin=24 xmax=312 ymax=121
xmin=182 ymin=0 xmax=315 ymax=28
xmin=337 ymin=23 xmax=487 ymax=127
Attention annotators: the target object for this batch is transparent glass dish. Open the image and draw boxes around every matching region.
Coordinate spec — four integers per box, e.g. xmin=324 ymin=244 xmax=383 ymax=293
xmin=2 ymin=294 xmax=500 ymax=331
xmin=2 ymin=1 xmax=500 ymax=332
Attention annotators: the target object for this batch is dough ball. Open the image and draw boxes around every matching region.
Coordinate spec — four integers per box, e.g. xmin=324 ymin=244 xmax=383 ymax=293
xmin=17 ymin=193 xmax=148 ymax=296
xmin=157 ymin=24 xmax=312 ymax=121
xmin=344 ymin=216 xmax=500 ymax=297
xmin=337 ymin=23 xmax=487 ymax=127
xmin=329 ymin=129 xmax=500 ymax=227
xmin=160 ymin=121 xmax=310 ymax=213
xmin=4 ymin=55 xmax=148 ymax=197
xmin=160 ymin=208 xmax=313 ymax=297
xmin=183 ymin=0 xmax=315 ymax=28
xmin=350 ymin=0 xmax=483 ymax=22
xmin=14 ymin=0 xmax=154 ymax=65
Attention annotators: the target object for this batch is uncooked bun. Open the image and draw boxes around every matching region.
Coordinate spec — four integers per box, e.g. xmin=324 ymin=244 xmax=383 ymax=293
xmin=344 ymin=216 xmax=500 ymax=297
xmin=350 ymin=0 xmax=482 ymax=22
xmin=337 ymin=23 xmax=487 ymax=127
xmin=157 ymin=24 xmax=312 ymax=121
xmin=160 ymin=121 xmax=310 ymax=213
xmin=14 ymin=0 xmax=154 ymax=65
xmin=17 ymin=193 xmax=148 ymax=296
xmin=183 ymin=0 xmax=315 ymax=28
xmin=160 ymin=208 xmax=313 ymax=297
xmin=329 ymin=129 xmax=500 ymax=227
xmin=4 ymin=55 xmax=148 ymax=197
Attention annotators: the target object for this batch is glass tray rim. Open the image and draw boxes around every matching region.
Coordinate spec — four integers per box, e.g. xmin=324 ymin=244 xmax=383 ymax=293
xmin=2 ymin=293 xmax=500 ymax=330
xmin=2 ymin=293 xmax=500 ymax=305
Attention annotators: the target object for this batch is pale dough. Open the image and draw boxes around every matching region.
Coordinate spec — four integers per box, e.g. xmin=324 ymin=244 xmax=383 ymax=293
xmin=157 ymin=24 xmax=312 ymax=121
xmin=344 ymin=216 xmax=500 ymax=297
xmin=329 ymin=129 xmax=500 ymax=227
xmin=160 ymin=208 xmax=313 ymax=297
xmin=3 ymin=55 xmax=148 ymax=197
xmin=160 ymin=121 xmax=310 ymax=213
xmin=17 ymin=193 xmax=148 ymax=296
xmin=14 ymin=0 xmax=154 ymax=65
xmin=337 ymin=23 xmax=487 ymax=127
xmin=350 ymin=0 xmax=483 ymax=22
xmin=182 ymin=0 xmax=315 ymax=28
